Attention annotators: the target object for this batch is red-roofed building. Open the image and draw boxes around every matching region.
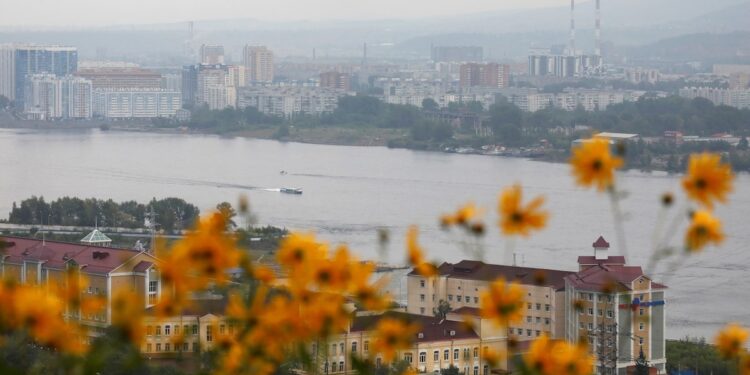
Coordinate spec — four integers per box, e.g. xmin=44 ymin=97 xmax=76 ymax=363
xmin=407 ymin=259 xmax=575 ymax=342
xmin=0 ymin=236 xmax=162 ymax=339
xmin=313 ymin=311 xmax=507 ymax=374
xmin=564 ymin=236 xmax=667 ymax=374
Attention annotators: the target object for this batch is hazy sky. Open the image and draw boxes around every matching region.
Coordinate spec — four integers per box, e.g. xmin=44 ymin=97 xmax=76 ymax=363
xmin=0 ymin=0 xmax=569 ymax=28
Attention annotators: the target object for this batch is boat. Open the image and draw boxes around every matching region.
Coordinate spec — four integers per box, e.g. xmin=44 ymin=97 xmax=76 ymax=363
xmin=280 ymin=187 xmax=303 ymax=195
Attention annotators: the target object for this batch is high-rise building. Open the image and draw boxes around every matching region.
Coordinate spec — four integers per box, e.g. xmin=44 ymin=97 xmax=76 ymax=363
xmin=75 ymin=67 xmax=162 ymax=90
xmin=196 ymin=65 xmax=233 ymax=110
xmin=0 ymin=44 xmax=78 ymax=106
xmin=161 ymin=73 xmax=182 ymax=92
xmin=181 ymin=65 xmax=198 ymax=106
xmin=228 ymin=65 xmax=246 ymax=88
xmin=319 ymin=71 xmax=352 ymax=91
xmin=459 ymin=63 xmax=510 ymax=88
xmin=243 ymin=46 xmax=274 ymax=83
xmin=92 ymin=88 xmax=181 ymax=118
xmin=199 ymin=44 xmax=225 ymax=65
xmin=431 ymin=46 xmax=483 ymax=62
xmin=23 ymin=74 xmax=92 ymax=119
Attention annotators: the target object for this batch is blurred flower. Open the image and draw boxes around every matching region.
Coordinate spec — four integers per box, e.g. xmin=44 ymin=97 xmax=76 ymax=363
xmin=111 ymin=290 xmax=145 ymax=345
xmin=499 ymin=185 xmax=548 ymax=236
xmin=685 ymin=210 xmax=724 ymax=252
xmin=277 ymin=232 xmax=325 ymax=270
xmin=480 ymin=278 xmax=525 ymax=325
xmin=372 ymin=317 xmax=419 ymax=363
xmin=406 ymin=226 xmax=438 ymax=277
xmin=682 ymin=152 xmax=733 ymax=208
xmin=715 ymin=323 xmax=748 ymax=359
xmin=524 ymin=335 xmax=593 ymax=375
xmin=570 ymin=137 xmax=623 ymax=191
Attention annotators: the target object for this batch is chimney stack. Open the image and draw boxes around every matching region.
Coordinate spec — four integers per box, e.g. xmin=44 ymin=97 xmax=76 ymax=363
xmin=595 ymin=0 xmax=602 ymax=58
xmin=569 ymin=0 xmax=576 ymax=56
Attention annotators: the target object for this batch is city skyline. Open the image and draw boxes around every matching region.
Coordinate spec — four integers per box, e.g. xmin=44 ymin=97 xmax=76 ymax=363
xmin=0 ymin=0 xmax=568 ymax=28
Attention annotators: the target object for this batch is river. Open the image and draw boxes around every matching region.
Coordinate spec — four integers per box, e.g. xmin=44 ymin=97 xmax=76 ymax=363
xmin=1 ymin=127 xmax=748 ymax=340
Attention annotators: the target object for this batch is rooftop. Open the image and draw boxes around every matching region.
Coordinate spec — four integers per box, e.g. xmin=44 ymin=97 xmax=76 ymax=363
xmin=565 ymin=264 xmax=667 ymax=292
xmin=410 ymin=260 xmax=575 ymax=290
xmin=350 ymin=311 xmax=478 ymax=343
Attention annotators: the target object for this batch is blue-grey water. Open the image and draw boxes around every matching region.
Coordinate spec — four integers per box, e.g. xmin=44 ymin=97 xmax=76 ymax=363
xmin=1 ymin=128 xmax=748 ymax=340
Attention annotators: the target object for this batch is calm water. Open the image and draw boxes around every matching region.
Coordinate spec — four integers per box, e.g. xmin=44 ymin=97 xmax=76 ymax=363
xmin=1 ymin=128 xmax=748 ymax=340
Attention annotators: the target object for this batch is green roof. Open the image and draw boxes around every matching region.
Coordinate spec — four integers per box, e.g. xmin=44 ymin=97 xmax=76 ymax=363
xmin=80 ymin=229 xmax=112 ymax=244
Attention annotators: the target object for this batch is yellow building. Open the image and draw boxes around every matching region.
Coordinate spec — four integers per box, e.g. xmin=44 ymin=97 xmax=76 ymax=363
xmin=312 ymin=311 xmax=507 ymax=375
xmin=406 ymin=260 xmax=573 ymax=342
xmin=564 ymin=237 xmax=667 ymax=375
xmin=0 ymin=235 xmax=163 ymax=340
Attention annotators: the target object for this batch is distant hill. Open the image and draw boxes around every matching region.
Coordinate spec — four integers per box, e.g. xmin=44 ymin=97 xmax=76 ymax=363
xmin=624 ymin=31 xmax=750 ymax=64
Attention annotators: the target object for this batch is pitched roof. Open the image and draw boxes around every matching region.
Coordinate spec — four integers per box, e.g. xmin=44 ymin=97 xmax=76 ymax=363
xmin=133 ymin=261 xmax=154 ymax=273
xmin=350 ymin=311 xmax=478 ymax=343
xmin=452 ymin=307 xmax=481 ymax=316
xmin=592 ymin=236 xmax=610 ymax=248
xmin=1 ymin=236 xmax=148 ymax=275
xmin=410 ymin=260 xmax=574 ymax=290
xmin=577 ymin=256 xmax=626 ymax=266
xmin=80 ymin=229 xmax=112 ymax=244
xmin=565 ymin=264 xmax=660 ymax=292
xmin=144 ymin=297 xmax=228 ymax=317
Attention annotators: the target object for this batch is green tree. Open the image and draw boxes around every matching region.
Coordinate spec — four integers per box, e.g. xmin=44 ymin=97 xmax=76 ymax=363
xmin=422 ymin=98 xmax=439 ymax=112
xmin=216 ymin=202 xmax=238 ymax=230
xmin=433 ymin=299 xmax=453 ymax=320
xmin=440 ymin=365 xmax=462 ymax=375
xmin=738 ymin=137 xmax=749 ymax=151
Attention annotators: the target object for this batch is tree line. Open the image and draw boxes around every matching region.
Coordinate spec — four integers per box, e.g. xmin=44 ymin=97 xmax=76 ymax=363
xmin=6 ymin=196 xmax=200 ymax=234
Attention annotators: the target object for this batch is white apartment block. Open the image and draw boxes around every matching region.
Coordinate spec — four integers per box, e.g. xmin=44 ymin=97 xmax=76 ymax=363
xmin=92 ymin=89 xmax=181 ymax=118
xmin=23 ymin=74 xmax=92 ymax=119
xmin=679 ymin=87 xmax=750 ymax=109
xmin=237 ymin=86 xmax=350 ymax=118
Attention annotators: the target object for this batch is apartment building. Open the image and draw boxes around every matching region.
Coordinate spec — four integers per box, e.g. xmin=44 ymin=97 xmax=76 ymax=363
xmin=679 ymin=87 xmax=750 ymax=109
xmin=406 ymin=260 xmax=573 ymax=342
xmin=459 ymin=63 xmax=510 ymax=89
xmin=313 ymin=311 xmax=507 ymax=375
xmin=23 ymin=73 xmax=93 ymax=119
xmin=564 ymin=237 xmax=667 ymax=375
xmin=0 ymin=235 xmax=162 ymax=340
xmin=0 ymin=44 xmax=78 ymax=106
xmin=75 ymin=67 xmax=162 ymax=90
xmin=92 ymin=88 xmax=181 ymax=118
xmin=237 ymin=86 xmax=348 ymax=118
xmin=200 ymin=44 xmax=225 ymax=65
xmin=320 ymin=71 xmax=352 ymax=91
xmin=243 ymin=45 xmax=274 ymax=83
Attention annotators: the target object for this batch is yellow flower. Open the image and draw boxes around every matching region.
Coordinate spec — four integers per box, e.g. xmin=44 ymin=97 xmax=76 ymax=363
xmin=276 ymin=232 xmax=325 ymax=270
xmin=406 ymin=226 xmax=438 ymax=277
xmin=525 ymin=335 xmax=593 ymax=375
xmin=479 ymin=278 xmax=525 ymax=325
xmin=685 ymin=210 xmax=724 ymax=252
xmin=499 ymin=185 xmax=548 ymax=236
xmin=111 ymin=290 xmax=146 ymax=345
xmin=682 ymin=152 xmax=733 ymax=208
xmin=372 ymin=317 xmax=420 ymax=363
xmin=441 ymin=203 xmax=479 ymax=227
xmin=715 ymin=323 xmax=749 ymax=359
xmin=570 ymin=137 xmax=623 ymax=191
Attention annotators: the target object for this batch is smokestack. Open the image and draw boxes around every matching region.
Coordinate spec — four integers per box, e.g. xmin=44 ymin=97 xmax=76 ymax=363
xmin=569 ymin=0 xmax=576 ymax=56
xmin=362 ymin=42 xmax=368 ymax=67
xmin=595 ymin=0 xmax=602 ymax=57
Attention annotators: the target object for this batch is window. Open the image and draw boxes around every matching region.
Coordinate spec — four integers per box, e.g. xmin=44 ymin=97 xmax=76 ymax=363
xmin=229 ymin=325 xmax=234 ymax=334
xmin=376 ymin=358 xmax=382 ymax=368
xmin=165 ymin=343 xmax=170 ymax=352
xmin=517 ymin=328 xmax=523 ymax=335
xmin=149 ymin=281 xmax=157 ymax=293
xmin=174 ymin=325 xmax=179 ymax=335
xmin=536 ymin=303 xmax=541 ymax=310
xmin=454 ymin=349 xmax=459 ymax=360
xmin=474 ymin=366 xmax=479 ymax=375
xmin=364 ymin=341 xmax=369 ymax=352
xmin=193 ymin=342 xmax=199 ymax=352
xmin=588 ymin=308 xmax=594 ymax=316
xmin=545 ymin=304 xmax=550 ymax=311
xmin=434 ymin=350 xmax=439 ymax=361
xmin=639 ymin=322 xmax=645 ymax=331
xmin=639 ymin=337 xmax=644 ymax=344
xmin=598 ymin=310 xmax=603 ymax=316
xmin=444 ymin=350 xmax=449 ymax=360
xmin=332 ymin=344 xmax=337 ymax=355
xmin=419 ymin=352 xmax=426 ymax=363
xmin=527 ymin=316 xmax=532 ymax=323
xmin=340 ymin=343 xmax=344 ymax=354
xmin=352 ymin=341 xmax=357 ymax=353
xmin=146 ymin=325 xmax=153 ymax=336
xmin=448 ymin=295 xmax=453 ymax=301
xmin=339 ymin=362 xmax=344 ymax=372
xmin=588 ymin=293 xmax=594 ymax=301
xmin=155 ymin=325 xmax=161 ymax=336
xmin=457 ymin=296 xmax=462 ymax=302
xmin=527 ymin=330 xmax=532 ymax=337
xmin=474 ymin=297 xmax=478 ymax=304
xmin=165 ymin=325 xmax=171 ymax=336
xmin=420 ymin=307 xmax=425 ymax=314
xmin=545 ymin=318 xmax=550 ymax=325
xmin=192 ymin=325 xmax=198 ymax=335
xmin=405 ymin=353 xmax=413 ymax=363
xmin=536 ymin=330 xmax=541 ymax=336
xmin=588 ymin=323 xmax=593 ymax=330
xmin=420 ymin=280 xmax=425 ymax=288
xmin=432 ymin=294 xmax=436 ymax=301
xmin=536 ymin=317 xmax=541 ymax=323
xmin=156 ymin=343 xmax=161 ymax=352
xmin=420 ymin=294 xmax=425 ymax=302
xmin=184 ymin=325 xmax=189 ymax=335
xmin=219 ymin=324 xmax=225 ymax=334
xmin=206 ymin=325 xmax=213 ymax=342
xmin=607 ymin=310 xmax=614 ymax=318
xmin=639 ymin=308 xmax=644 ymax=316
xmin=579 ymin=323 xmax=584 ymax=329
xmin=527 ymin=303 xmax=532 ymax=310
xmin=183 ymin=342 xmax=189 ymax=351
xmin=484 ymin=365 xmax=489 ymax=375
xmin=146 ymin=344 xmax=152 ymax=352
xmin=473 ymin=347 xmax=478 ymax=358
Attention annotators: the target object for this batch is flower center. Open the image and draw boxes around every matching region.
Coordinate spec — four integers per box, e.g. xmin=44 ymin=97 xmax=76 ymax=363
xmin=695 ymin=178 xmax=707 ymax=190
xmin=511 ymin=212 xmax=524 ymax=223
xmin=592 ymin=159 xmax=603 ymax=171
